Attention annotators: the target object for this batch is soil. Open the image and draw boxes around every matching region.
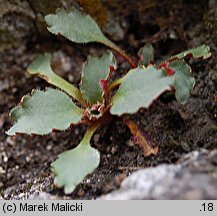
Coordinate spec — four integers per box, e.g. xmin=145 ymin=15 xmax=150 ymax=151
xmin=0 ymin=0 xmax=216 ymax=199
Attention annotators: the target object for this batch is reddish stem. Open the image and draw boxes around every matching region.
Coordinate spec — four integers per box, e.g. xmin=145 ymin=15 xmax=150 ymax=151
xmin=103 ymin=41 xmax=137 ymax=68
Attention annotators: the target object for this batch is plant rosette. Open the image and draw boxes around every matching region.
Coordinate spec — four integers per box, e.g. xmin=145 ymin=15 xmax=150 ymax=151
xmin=7 ymin=8 xmax=211 ymax=194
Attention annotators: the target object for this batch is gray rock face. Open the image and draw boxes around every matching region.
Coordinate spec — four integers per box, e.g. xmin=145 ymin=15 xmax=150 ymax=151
xmin=100 ymin=150 xmax=217 ymax=200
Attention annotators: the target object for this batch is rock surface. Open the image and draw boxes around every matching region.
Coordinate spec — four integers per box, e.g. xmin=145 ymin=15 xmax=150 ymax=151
xmin=100 ymin=149 xmax=217 ymax=199
xmin=9 ymin=149 xmax=217 ymax=200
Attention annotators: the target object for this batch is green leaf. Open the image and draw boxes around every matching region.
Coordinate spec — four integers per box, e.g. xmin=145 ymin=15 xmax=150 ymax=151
xmin=138 ymin=44 xmax=154 ymax=66
xmin=28 ymin=53 xmax=54 ymax=80
xmin=7 ymin=88 xmax=84 ymax=135
xmin=45 ymin=8 xmax=136 ymax=68
xmin=168 ymin=44 xmax=211 ymax=61
xmin=169 ymin=60 xmax=195 ymax=104
xmin=28 ymin=53 xmax=84 ymax=104
xmin=45 ymin=8 xmax=109 ymax=45
xmin=110 ymin=66 xmax=174 ymax=115
xmin=80 ymin=51 xmax=116 ymax=104
xmin=52 ymin=126 xmax=100 ymax=194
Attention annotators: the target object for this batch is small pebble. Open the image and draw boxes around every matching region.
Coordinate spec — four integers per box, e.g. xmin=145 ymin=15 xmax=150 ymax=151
xmin=111 ymin=146 xmax=117 ymax=155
